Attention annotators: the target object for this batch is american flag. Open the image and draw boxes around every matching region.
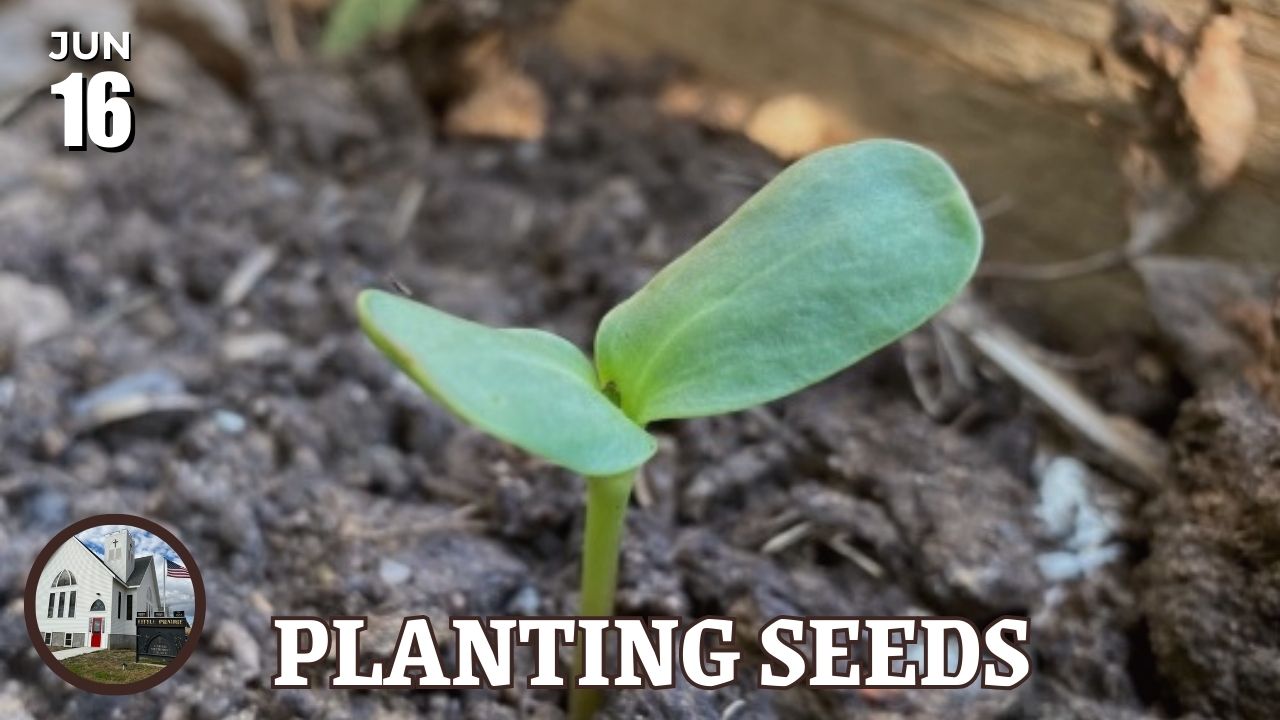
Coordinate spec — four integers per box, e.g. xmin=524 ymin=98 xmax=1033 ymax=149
xmin=166 ymin=559 xmax=190 ymax=579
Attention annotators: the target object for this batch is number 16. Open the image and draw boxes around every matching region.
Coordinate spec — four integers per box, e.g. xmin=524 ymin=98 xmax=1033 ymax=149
xmin=50 ymin=71 xmax=135 ymax=151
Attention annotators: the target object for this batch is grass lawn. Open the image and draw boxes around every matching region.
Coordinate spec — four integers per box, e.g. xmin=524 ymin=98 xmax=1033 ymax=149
xmin=60 ymin=649 xmax=165 ymax=683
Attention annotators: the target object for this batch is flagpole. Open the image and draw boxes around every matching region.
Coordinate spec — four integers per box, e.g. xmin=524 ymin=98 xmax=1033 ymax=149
xmin=163 ymin=559 xmax=167 ymax=616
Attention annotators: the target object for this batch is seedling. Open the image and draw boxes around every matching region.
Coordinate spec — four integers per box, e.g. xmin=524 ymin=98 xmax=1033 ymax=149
xmin=357 ymin=140 xmax=982 ymax=716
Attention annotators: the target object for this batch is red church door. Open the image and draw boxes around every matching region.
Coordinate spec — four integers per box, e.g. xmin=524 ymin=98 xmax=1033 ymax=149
xmin=90 ymin=618 xmax=102 ymax=647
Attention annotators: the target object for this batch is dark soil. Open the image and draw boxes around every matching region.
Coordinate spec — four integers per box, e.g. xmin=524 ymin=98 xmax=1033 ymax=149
xmin=1 ymin=4 xmax=1277 ymax=720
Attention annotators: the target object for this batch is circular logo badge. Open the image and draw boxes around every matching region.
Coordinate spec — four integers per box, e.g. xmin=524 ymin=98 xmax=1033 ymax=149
xmin=23 ymin=514 xmax=206 ymax=694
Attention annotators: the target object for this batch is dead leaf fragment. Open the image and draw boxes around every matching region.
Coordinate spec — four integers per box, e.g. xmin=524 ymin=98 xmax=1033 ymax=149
xmin=444 ymin=69 xmax=547 ymax=141
xmin=443 ymin=34 xmax=547 ymax=141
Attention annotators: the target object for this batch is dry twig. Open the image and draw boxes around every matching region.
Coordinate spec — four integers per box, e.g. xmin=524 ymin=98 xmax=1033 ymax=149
xmin=940 ymin=298 xmax=1168 ymax=491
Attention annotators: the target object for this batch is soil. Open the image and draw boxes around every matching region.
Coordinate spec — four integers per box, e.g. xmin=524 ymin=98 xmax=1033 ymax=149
xmin=1 ymin=3 xmax=1277 ymax=719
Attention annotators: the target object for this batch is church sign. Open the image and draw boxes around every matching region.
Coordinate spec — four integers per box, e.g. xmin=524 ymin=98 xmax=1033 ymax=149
xmin=135 ymin=617 xmax=189 ymax=664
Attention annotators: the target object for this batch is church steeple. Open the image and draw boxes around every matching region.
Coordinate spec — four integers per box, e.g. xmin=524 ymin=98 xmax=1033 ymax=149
xmin=103 ymin=528 xmax=134 ymax=581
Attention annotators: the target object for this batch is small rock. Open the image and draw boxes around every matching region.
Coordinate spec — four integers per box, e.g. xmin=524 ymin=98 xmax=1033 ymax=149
xmin=0 ymin=679 xmax=39 ymax=720
xmin=210 ymin=620 xmax=261 ymax=679
xmin=379 ymin=558 xmax=412 ymax=585
xmin=221 ymin=331 xmax=290 ymax=364
xmin=72 ymin=370 xmax=183 ymax=414
xmin=0 ymin=272 xmax=72 ymax=350
xmin=21 ymin=488 xmax=69 ymax=531
xmin=213 ymin=409 xmax=247 ymax=435
xmin=505 ymin=585 xmax=540 ymax=616
xmin=70 ymin=369 xmax=202 ymax=433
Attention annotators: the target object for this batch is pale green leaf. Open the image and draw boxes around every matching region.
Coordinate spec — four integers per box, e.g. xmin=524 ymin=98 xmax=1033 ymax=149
xmin=321 ymin=0 xmax=422 ymax=57
xmin=357 ymin=290 xmax=655 ymax=476
xmin=594 ymin=140 xmax=982 ymax=424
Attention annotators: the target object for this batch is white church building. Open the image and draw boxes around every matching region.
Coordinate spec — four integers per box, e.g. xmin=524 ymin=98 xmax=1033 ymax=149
xmin=36 ymin=528 xmax=162 ymax=651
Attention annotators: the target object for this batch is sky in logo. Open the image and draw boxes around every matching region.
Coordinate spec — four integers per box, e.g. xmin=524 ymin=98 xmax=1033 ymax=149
xmin=76 ymin=525 xmax=197 ymax=618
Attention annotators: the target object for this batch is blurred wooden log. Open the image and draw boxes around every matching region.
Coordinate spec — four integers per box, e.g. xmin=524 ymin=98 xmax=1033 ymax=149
xmin=556 ymin=0 xmax=1280 ymax=346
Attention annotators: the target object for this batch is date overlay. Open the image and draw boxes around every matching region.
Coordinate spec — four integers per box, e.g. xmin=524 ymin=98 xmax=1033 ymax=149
xmin=49 ymin=31 xmax=134 ymax=152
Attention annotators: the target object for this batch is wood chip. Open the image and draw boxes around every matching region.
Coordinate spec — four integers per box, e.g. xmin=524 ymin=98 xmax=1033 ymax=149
xmin=388 ymin=179 xmax=427 ymax=243
xmin=744 ymin=93 xmax=852 ymax=160
xmin=219 ymin=246 xmax=279 ymax=308
xmin=761 ymin=521 xmax=813 ymax=555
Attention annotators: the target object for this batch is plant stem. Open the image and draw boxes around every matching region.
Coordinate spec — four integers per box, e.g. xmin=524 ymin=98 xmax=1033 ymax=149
xmin=568 ymin=469 xmax=636 ymax=720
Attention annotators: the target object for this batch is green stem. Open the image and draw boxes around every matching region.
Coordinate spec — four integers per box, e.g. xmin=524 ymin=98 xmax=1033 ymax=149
xmin=568 ymin=469 xmax=636 ymax=720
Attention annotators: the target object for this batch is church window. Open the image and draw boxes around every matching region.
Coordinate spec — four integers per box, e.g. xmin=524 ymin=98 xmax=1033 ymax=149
xmin=57 ymin=592 xmax=65 ymax=618
xmin=90 ymin=599 xmax=105 ymax=611
xmin=52 ymin=569 xmax=76 ymax=587
xmin=68 ymin=591 xmax=76 ymax=617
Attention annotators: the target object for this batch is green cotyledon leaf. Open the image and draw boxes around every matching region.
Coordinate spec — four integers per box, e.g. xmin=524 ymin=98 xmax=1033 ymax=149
xmin=357 ymin=290 xmax=655 ymax=476
xmin=595 ymin=140 xmax=983 ymax=425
